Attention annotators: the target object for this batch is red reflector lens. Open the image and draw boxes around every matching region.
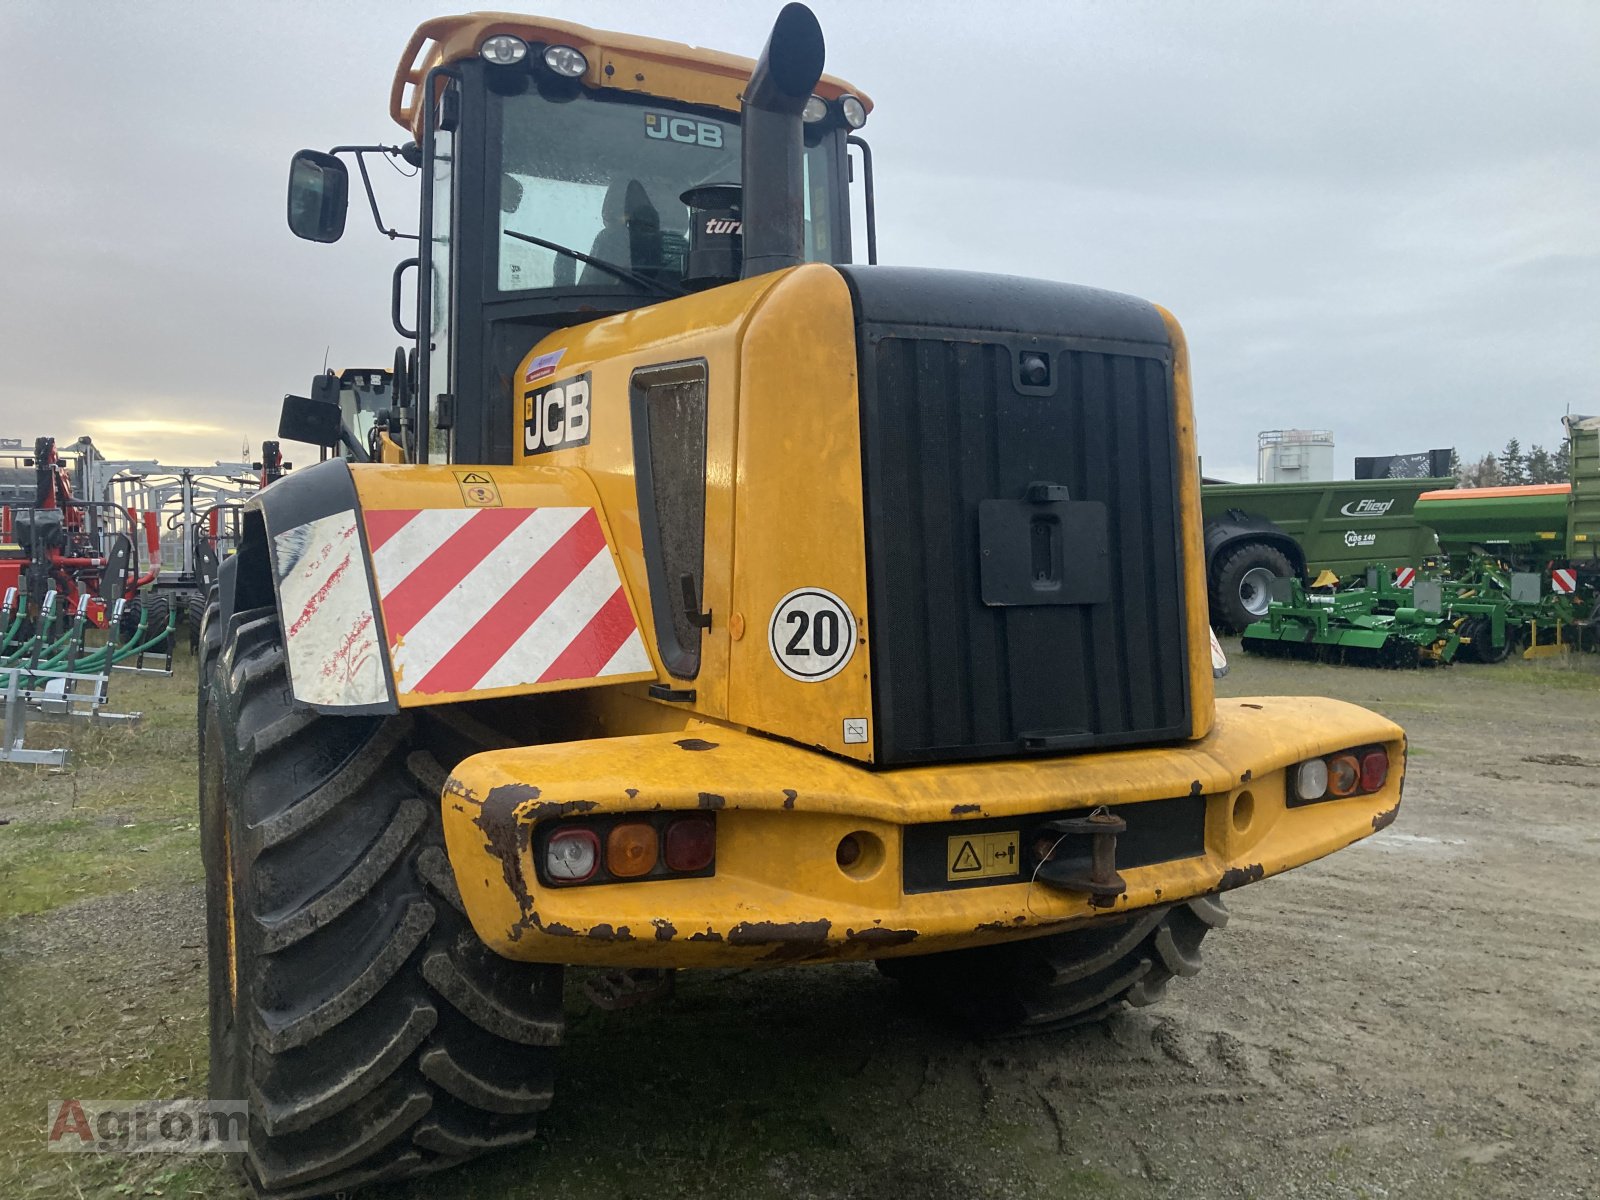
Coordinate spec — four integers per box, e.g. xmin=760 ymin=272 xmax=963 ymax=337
xmin=664 ymin=816 xmax=715 ymax=873
xmin=1360 ymin=749 xmax=1388 ymax=792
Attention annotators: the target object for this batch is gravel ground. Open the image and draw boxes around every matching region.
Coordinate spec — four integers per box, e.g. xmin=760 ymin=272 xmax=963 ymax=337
xmin=2 ymin=647 xmax=1596 ymax=1199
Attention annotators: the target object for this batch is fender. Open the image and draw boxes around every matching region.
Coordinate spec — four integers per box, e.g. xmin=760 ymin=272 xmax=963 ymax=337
xmin=225 ymin=459 xmax=657 ymax=714
xmin=1203 ymin=509 xmax=1306 ymax=579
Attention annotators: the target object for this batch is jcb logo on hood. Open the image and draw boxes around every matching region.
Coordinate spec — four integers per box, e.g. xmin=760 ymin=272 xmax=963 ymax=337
xmin=1340 ymin=498 xmax=1394 ymax=517
xmin=523 ymin=374 xmax=591 ymax=456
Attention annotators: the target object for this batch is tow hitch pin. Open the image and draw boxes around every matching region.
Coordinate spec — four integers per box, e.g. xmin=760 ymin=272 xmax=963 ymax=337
xmin=1034 ymin=809 xmax=1128 ymax=908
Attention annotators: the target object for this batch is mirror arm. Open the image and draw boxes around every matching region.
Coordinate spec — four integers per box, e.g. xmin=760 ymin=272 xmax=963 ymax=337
xmin=339 ymin=427 xmax=372 ymax=463
xmin=329 ymin=144 xmax=420 ymax=242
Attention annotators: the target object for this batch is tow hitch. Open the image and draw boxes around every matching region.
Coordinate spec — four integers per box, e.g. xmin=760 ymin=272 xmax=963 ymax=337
xmin=1032 ymin=810 xmax=1127 ymax=907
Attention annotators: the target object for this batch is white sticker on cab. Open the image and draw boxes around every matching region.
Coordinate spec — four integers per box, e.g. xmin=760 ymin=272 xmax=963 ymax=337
xmin=769 ymin=588 xmax=857 ymax=683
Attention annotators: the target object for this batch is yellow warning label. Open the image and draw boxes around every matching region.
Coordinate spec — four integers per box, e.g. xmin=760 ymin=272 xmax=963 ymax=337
xmin=946 ymin=831 xmax=1020 ymax=881
xmin=453 ymin=470 xmax=502 ymax=508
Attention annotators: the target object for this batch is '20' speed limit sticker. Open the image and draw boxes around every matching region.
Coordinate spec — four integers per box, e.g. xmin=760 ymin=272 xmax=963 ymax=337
xmin=768 ymin=588 xmax=857 ymax=683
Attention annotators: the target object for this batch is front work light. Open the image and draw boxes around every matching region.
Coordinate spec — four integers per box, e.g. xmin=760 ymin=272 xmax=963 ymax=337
xmin=839 ymin=94 xmax=867 ymax=128
xmin=542 ymin=44 xmax=588 ymax=77
xmin=480 ymin=35 xmax=529 ymax=65
xmin=802 ymin=95 xmax=828 ymax=123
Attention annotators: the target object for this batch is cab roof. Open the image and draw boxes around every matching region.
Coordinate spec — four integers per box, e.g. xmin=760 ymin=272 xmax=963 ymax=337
xmin=392 ymin=12 xmax=872 ymax=137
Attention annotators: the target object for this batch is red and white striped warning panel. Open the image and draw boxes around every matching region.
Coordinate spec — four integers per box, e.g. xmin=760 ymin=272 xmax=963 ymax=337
xmin=1393 ymin=567 xmax=1416 ymax=589
xmin=363 ymin=506 xmax=654 ymax=698
xmin=1552 ymin=567 xmax=1577 ymax=595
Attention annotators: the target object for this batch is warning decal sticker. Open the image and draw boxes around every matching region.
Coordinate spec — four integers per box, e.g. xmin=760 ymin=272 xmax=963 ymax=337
xmin=768 ymin=587 xmax=857 ymax=683
xmin=946 ymin=832 xmax=1020 ymax=882
xmin=363 ymin=506 xmax=653 ymax=696
xmin=454 ymin=470 xmax=502 ymax=508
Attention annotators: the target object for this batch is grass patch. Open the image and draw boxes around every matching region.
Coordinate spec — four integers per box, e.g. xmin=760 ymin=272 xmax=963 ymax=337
xmin=0 ymin=818 xmax=200 ymax=919
xmin=0 ymin=659 xmax=199 ymax=827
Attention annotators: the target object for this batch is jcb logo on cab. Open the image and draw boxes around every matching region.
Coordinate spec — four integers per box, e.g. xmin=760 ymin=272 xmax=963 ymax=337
xmin=523 ymin=374 xmax=591 ymax=455
xmin=644 ymin=113 xmax=724 ymax=148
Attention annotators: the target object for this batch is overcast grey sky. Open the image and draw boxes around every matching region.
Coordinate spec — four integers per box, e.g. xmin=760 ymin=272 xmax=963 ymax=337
xmin=1 ymin=0 xmax=1595 ymax=479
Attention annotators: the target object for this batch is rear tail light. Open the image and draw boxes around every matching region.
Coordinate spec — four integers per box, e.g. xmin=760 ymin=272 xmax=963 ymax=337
xmin=1291 ymin=745 xmax=1391 ymax=805
xmin=1360 ymin=749 xmax=1389 ymax=792
xmin=541 ymin=815 xmax=716 ymax=886
xmin=545 ymin=828 xmax=600 ymax=883
xmin=664 ymin=816 xmax=715 ymax=873
xmin=606 ymin=823 xmax=659 ymax=878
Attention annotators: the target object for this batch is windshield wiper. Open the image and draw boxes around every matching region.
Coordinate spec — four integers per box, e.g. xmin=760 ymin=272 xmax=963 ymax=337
xmin=502 ymin=230 xmax=686 ymax=298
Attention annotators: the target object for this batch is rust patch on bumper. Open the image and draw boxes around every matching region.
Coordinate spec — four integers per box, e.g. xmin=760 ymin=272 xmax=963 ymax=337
xmin=675 ymin=738 xmax=718 ymax=752
xmin=846 ymin=927 xmax=918 ymax=948
xmin=697 ymin=791 xmax=726 ymax=810
xmin=975 ymin=916 xmax=1029 ymax=933
xmin=782 ymin=789 xmax=798 ymax=810
xmin=1371 ymin=802 xmax=1402 ymax=832
xmin=727 ymin=919 xmax=831 ymax=946
xmin=1217 ymin=863 xmax=1265 ymax=891
xmin=472 ymin=784 xmax=538 ymax=915
xmin=652 ymin=919 xmax=677 ymax=942
xmin=950 ymin=803 xmax=981 ymax=815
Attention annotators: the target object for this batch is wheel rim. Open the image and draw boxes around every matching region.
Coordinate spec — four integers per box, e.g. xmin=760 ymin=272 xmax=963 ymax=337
xmin=1238 ymin=566 xmax=1278 ymax=617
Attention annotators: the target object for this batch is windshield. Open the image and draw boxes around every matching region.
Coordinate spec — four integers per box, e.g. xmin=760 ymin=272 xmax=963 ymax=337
xmin=493 ymin=91 xmax=845 ymax=294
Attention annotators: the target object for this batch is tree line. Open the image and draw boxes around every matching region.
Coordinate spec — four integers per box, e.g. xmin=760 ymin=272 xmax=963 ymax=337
xmin=1452 ymin=438 xmax=1569 ymax=488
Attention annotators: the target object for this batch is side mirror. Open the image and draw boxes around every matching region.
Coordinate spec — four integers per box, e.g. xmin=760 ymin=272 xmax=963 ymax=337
xmin=278 ymin=376 xmax=342 ymax=447
xmin=287 ymin=149 xmax=348 ymax=243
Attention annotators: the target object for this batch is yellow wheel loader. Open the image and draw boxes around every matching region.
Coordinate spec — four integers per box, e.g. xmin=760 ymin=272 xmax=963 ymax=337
xmin=201 ymin=5 xmax=1405 ymax=1194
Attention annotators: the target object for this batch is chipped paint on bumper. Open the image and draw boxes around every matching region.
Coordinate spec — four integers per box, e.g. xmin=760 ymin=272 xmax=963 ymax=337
xmin=440 ymin=697 xmax=1405 ymax=967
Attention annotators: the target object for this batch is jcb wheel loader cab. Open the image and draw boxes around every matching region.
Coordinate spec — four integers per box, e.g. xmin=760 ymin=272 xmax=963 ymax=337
xmin=213 ymin=4 xmax=1407 ymax=1196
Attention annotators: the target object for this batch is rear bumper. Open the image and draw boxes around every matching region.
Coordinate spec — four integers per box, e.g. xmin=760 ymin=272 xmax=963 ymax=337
xmin=440 ymin=696 xmax=1404 ymax=967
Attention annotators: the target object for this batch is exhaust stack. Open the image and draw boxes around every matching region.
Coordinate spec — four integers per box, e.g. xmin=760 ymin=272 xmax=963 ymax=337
xmin=739 ymin=3 xmax=825 ymax=279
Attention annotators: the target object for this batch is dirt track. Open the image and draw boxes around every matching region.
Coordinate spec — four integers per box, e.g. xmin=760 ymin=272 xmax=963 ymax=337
xmin=4 ymin=649 xmax=1598 ymax=1199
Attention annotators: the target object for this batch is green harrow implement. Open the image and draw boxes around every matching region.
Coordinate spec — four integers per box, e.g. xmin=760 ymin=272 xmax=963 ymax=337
xmin=1241 ymin=561 xmax=1588 ymax=668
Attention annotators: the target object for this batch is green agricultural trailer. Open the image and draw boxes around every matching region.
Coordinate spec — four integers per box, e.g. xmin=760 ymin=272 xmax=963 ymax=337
xmin=1413 ymin=417 xmax=1600 ymax=572
xmin=1569 ymin=416 xmax=1600 ymax=564
xmin=1202 ymin=477 xmax=1446 ymax=631
xmin=1413 ymin=483 xmax=1571 ymax=562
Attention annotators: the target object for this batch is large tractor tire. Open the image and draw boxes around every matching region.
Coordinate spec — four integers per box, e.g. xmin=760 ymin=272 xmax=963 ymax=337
xmin=878 ymin=898 xmax=1227 ymax=1037
xmin=1209 ymin=542 xmax=1295 ymax=634
xmin=201 ymin=608 xmax=564 ymax=1199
